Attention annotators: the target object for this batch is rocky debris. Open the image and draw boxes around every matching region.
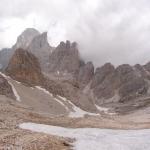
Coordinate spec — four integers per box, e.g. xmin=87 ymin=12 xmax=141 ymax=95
xmin=0 ymin=95 xmax=71 ymax=150
xmin=0 ymin=130 xmax=71 ymax=150
xmin=28 ymin=32 xmax=52 ymax=72
xmin=5 ymin=48 xmax=44 ymax=86
xmin=44 ymin=78 xmax=97 ymax=113
xmin=78 ymin=61 xmax=94 ymax=87
xmin=0 ymin=74 xmax=15 ymax=99
xmin=49 ymin=41 xmax=81 ymax=75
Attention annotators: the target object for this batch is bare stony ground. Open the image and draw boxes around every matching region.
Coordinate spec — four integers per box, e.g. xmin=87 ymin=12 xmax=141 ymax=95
xmin=0 ymin=76 xmax=150 ymax=149
xmin=0 ymin=93 xmax=150 ymax=150
xmin=0 ymin=96 xmax=73 ymax=150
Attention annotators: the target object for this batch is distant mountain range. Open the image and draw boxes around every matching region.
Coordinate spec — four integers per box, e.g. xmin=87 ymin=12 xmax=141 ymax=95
xmin=1 ymin=28 xmax=150 ymax=114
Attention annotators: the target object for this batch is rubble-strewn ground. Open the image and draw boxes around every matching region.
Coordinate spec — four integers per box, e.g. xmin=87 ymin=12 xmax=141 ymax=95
xmin=0 ymin=94 xmax=150 ymax=149
xmin=0 ymin=95 xmax=73 ymax=150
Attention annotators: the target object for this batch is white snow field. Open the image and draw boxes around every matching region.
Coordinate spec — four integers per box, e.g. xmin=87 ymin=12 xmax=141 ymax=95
xmin=19 ymin=122 xmax=150 ymax=150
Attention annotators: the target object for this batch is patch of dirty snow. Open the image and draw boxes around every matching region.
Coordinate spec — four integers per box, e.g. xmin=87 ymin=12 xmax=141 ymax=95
xmin=57 ymin=71 xmax=60 ymax=75
xmin=0 ymin=72 xmax=8 ymax=78
xmin=15 ymin=80 xmax=21 ymax=84
xmin=54 ymin=97 xmax=69 ymax=111
xmin=57 ymin=95 xmax=67 ymax=102
xmin=57 ymin=96 xmax=99 ymax=117
xmin=19 ymin=122 xmax=150 ymax=150
xmin=58 ymin=95 xmax=99 ymax=118
xmin=69 ymin=102 xmax=99 ymax=118
xmin=95 ymin=105 xmax=116 ymax=115
xmin=95 ymin=105 xmax=109 ymax=113
xmin=7 ymin=81 xmax=21 ymax=102
xmin=0 ymin=72 xmax=21 ymax=102
xmin=35 ymin=87 xmax=68 ymax=111
xmin=35 ymin=86 xmax=53 ymax=97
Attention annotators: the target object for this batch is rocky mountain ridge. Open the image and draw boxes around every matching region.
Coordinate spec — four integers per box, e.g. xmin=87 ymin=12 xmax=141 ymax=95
xmin=0 ymin=28 xmax=52 ymax=71
xmin=1 ymin=28 xmax=150 ymax=114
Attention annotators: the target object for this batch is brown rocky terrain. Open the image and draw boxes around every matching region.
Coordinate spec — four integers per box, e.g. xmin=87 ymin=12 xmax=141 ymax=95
xmin=5 ymin=48 xmax=44 ymax=86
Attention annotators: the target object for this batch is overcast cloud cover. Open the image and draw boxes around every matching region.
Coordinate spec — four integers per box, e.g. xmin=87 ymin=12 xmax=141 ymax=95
xmin=0 ymin=0 xmax=150 ymax=66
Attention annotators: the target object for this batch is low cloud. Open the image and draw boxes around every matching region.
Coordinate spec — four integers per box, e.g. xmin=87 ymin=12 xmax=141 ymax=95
xmin=0 ymin=0 xmax=150 ymax=67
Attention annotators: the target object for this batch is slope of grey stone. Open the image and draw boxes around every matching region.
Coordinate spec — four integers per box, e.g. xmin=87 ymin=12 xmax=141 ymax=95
xmin=28 ymin=32 xmax=52 ymax=72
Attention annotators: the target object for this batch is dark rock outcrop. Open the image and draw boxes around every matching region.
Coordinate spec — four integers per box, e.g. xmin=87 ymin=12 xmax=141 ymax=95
xmin=5 ymin=48 xmax=44 ymax=85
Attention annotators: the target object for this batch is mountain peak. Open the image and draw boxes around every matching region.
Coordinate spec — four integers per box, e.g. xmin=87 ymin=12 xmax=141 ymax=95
xmin=13 ymin=28 xmax=40 ymax=50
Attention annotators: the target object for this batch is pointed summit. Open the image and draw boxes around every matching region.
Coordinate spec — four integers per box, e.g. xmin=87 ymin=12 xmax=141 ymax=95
xmin=28 ymin=31 xmax=52 ymax=72
xmin=49 ymin=40 xmax=81 ymax=74
xmin=13 ymin=28 xmax=40 ymax=50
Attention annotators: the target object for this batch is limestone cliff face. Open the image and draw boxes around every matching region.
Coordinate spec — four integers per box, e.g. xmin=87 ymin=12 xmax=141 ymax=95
xmin=2 ymin=28 xmax=150 ymax=113
xmin=90 ymin=63 xmax=149 ymax=104
xmin=49 ymin=41 xmax=81 ymax=74
xmin=78 ymin=61 xmax=94 ymax=87
xmin=28 ymin=32 xmax=52 ymax=72
xmin=5 ymin=48 xmax=44 ymax=86
xmin=0 ymin=74 xmax=15 ymax=99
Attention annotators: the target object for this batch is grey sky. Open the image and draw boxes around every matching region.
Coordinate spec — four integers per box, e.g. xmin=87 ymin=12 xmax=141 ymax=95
xmin=0 ymin=0 xmax=150 ymax=66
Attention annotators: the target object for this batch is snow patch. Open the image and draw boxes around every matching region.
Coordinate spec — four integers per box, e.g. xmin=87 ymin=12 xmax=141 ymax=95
xmin=7 ymin=81 xmax=21 ymax=102
xmin=0 ymin=72 xmax=8 ymax=78
xmin=95 ymin=105 xmax=116 ymax=115
xmin=54 ymin=97 xmax=69 ymax=111
xmin=69 ymin=101 xmax=99 ymax=118
xmin=57 ymin=95 xmax=67 ymax=102
xmin=15 ymin=80 xmax=21 ymax=84
xmin=95 ymin=105 xmax=109 ymax=112
xmin=57 ymin=71 xmax=60 ymax=75
xmin=0 ymin=72 xmax=21 ymax=102
xmin=19 ymin=122 xmax=150 ymax=150
xmin=58 ymin=95 xmax=99 ymax=118
xmin=35 ymin=86 xmax=53 ymax=97
xmin=35 ymin=87 xmax=68 ymax=111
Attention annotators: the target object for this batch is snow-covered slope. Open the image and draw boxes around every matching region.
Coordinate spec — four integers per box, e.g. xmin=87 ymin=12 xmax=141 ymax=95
xmin=20 ymin=122 xmax=150 ymax=150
